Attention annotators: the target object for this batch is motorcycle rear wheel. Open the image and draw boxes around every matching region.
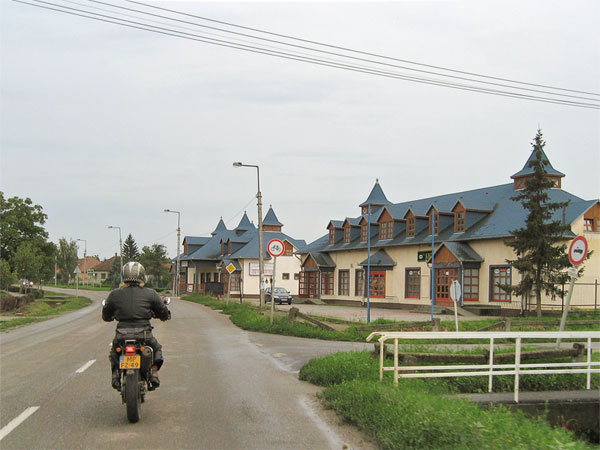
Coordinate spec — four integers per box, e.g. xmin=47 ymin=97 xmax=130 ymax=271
xmin=125 ymin=371 xmax=141 ymax=423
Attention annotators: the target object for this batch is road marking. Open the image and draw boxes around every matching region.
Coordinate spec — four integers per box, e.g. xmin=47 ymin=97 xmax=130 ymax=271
xmin=76 ymin=359 xmax=96 ymax=373
xmin=0 ymin=406 xmax=40 ymax=441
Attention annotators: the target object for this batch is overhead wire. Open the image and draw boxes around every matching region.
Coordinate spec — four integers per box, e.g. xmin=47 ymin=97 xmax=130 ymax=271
xmin=126 ymin=0 xmax=600 ymax=97
xmin=13 ymin=0 xmax=600 ymax=109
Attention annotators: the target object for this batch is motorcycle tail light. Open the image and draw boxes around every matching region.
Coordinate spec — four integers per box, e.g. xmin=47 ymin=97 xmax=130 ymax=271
xmin=115 ymin=347 xmax=121 ymax=353
xmin=125 ymin=345 xmax=136 ymax=355
xmin=140 ymin=346 xmax=145 ymax=352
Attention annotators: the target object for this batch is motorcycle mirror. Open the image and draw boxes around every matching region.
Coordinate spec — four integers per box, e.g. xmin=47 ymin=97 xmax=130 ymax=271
xmin=101 ymin=299 xmax=106 ymax=307
xmin=164 ymin=297 xmax=171 ymax=305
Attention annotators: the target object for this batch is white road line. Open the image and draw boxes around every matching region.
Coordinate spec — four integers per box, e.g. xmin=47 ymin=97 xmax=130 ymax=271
xmin=75 ymin=359 xmax=96 ymax=373
xmin=0 ymin=406 xmax=40 ymax=441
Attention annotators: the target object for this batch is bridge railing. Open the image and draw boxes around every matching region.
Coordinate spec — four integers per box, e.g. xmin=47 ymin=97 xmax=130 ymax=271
xmin=366 ymin=331 xmax=600 ymax=403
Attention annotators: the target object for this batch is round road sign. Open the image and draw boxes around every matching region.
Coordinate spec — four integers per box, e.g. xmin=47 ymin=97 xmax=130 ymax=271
xmin=568 ymin=235 xmax=588 ymax=266
xmin=267 ymin=239 xmax=285 ymax=258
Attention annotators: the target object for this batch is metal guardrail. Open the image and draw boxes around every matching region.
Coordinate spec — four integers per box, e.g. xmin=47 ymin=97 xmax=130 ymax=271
xmin=366 ymin=331 xmax=600 ymax=403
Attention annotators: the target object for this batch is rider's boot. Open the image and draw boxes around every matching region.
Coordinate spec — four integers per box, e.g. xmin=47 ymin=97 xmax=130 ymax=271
xmin=111 ymin=369 xmax=121 ymax=390
xmin=149 ymin=366 xmax=160 ymax=389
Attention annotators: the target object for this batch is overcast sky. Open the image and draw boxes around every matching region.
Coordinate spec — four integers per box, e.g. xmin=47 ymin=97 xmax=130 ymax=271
xmin=1 ymin=0 xmax=598 ymax=261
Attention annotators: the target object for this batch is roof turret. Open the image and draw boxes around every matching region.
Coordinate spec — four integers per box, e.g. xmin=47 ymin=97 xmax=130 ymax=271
xmin=359 ymin=179 xmax=392 ymax=210
xmin=211 ymin=217 xmax=228 ymax=236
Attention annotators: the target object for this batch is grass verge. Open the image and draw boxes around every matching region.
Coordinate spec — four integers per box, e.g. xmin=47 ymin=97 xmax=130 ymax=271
xmin=300 ymin=351 xmax=597 ymax=449
xmin=0 ymin=293 xmax=91 ymax=331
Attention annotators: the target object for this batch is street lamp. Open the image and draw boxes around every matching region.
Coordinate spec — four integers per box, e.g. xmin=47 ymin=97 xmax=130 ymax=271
xmin=164 ymin=209 xmax=181 ymax=297
xmin=233 ymin=161 xmax=264 ymax=309
xmin=108 ymin=226 xmax=123 ymax=284
xmin=76 ymin=238 xmax=87 ymax=286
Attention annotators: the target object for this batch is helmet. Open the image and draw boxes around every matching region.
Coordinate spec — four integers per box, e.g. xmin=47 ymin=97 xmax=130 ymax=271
xmin=122 ymin=261 xmax=145 ymax=284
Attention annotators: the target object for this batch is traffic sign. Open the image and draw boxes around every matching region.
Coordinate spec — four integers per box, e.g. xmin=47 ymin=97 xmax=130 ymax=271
xmin=225 ymin=263 xmax=236 ymax=274
xmin=267 ymin=239 xmax=285 ymax=258
xmin=450 ymin=280 xmax=461 ymax=303
xmin=568 ymin=236 xmax=588 ymax=266
xmin=87 ymin=269 xmax=94 ymax=276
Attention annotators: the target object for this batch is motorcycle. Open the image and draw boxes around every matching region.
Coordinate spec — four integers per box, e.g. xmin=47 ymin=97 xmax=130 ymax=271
xmin=102 ymin=297 xmax=171 ymax=423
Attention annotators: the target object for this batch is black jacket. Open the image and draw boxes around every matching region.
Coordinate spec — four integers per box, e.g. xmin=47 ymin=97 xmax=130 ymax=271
xmin=102 ymin=285 xmax=170 ymax=328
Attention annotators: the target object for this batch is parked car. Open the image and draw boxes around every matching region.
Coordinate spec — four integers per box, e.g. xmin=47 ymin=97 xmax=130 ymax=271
xmin=265 ymin=287 xmax=293 ymax=305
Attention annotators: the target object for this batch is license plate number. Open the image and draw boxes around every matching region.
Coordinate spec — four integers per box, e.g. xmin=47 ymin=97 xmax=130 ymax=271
xmin=119 ymin=355 xmax=140 ymax=369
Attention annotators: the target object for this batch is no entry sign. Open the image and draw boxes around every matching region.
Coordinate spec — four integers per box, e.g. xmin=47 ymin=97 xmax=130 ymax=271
xmin=568 ymin=235 xmax=588 ymax=266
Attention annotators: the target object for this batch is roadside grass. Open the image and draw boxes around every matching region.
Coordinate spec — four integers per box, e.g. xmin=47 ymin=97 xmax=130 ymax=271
xmin=300 ymin=351 xmax=598 ymax=450
xmin=186 ymin=294 xmax=597 ymax=447
xmin=0 ymin=293 xmax=91 ymax=331
xmin=49 ymin=284 xmax=111 ymax=291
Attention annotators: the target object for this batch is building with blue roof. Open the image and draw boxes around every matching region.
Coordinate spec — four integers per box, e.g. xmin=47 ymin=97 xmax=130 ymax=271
xmin=174 ymin=207 xmax=307 ymax=297
xmin=298 ymin=147 xmax=599 ymax=312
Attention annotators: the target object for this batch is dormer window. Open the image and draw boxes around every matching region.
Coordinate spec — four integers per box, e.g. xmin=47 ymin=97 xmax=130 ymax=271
xmin=379 ymin=221 xmax=393 ymax=240
xmin=361 ymin=224 xmax=368 ymax=242
xmin=583 ymin=204 xmax=599 ymax=232
xmin=429 ymin=211 xmax=439 ymax=235
xmin=455 ymin=210 xmax=465 ymax=233
xmin=328 ymin=228 xmax=335 ymax=245
xmin=406 ymin=216 xmax=415 ymax=238
xmin=344 ymin=226 xmax=351 ymax=243
xmin=220 ymin=242 xmax=224 ymax=255
xmin=362 ymin=206 xmax=369 ymax=215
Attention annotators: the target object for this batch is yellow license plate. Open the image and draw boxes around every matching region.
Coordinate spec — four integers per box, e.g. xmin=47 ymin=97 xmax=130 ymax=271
xmin=119 ymin=355 xmax=141 ymax=369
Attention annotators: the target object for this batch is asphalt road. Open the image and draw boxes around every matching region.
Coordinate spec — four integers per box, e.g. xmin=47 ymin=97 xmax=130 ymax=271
xmin=0 ymin=289 xmax=376 ymax=450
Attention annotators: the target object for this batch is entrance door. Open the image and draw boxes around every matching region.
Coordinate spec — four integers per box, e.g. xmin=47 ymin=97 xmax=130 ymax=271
xmin=435 ymin=268 xmax=457 ymax=305
xmin=299 ymin=271 xmax=318 ymax=298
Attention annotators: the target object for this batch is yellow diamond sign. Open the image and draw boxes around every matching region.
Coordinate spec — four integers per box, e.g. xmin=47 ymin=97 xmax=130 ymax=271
xmin=226 ymin=263 xmax=236 ymax=274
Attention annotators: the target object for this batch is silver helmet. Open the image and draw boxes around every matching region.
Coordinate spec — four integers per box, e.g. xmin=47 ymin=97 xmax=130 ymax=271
xmin=122 ymin=261 xmax=146 ymax=283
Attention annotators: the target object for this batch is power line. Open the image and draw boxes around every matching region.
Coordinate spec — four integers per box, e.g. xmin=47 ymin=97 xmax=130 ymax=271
xmin=126 ymin=0 xmax=600 ymax=97
xmin=14 ymin=0 xmax=600 ymax=109
xmin=88 ymin=0 xmax=597 ymax=103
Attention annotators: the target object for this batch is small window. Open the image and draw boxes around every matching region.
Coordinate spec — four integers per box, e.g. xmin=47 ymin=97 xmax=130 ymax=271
xmin=294 ymin=273 xmax=299 ymax=281
xmin=584 ymin=218 xmax=595 ymax=232
xmin=344 ymin=227 xmax=351 ymax=243
xmin=405 ymin=268 xmax=421 ymax=299
xmin=406 ymin=217 xmax=415 ymax=237
xmin=455 ymin=211 xmax=466 ymax=233
xmin=338 ymin=270 xmax=349 ymax=296
xmin=284 ymin=241 xmax=293 ymax=256
xmin=361 ymin=224 xmax=368 ymax=242
xmin=355 ymin=269 xmax=364 ymax=296
xmin=490 ymin=266 xmax=511 ymax=302
xmin=328 ymin=228 xmax=335 ymax=245
xmin=429 ymin=211 xmax=439 ymax=235
xmin=463 ymin=268 xmax=479 ymax=301
xmin=282 ymin=273 xmax=290 ymax=280
xmin=230 ymin=273 xmax=241 ymax=291
xmin=321 ymin=272 xmax=334 ymax=295
xmin=379 ymin=221 xmax=393 ymax=240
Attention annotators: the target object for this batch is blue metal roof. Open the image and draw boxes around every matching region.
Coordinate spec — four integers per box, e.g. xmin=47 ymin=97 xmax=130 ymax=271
xmin=511 ymin=148 xmax=565 ymax=178
xmin=263 ymin=207 xmax=283 ymax=227
xmin=360 ymin=179 xmax=392 ymax=207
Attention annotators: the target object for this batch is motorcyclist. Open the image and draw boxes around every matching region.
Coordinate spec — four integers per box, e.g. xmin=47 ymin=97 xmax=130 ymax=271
xmin=102 ymin=261 xmax=171 ymax=390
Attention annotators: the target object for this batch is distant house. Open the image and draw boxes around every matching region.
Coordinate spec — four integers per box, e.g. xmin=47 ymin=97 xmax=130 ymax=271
xmin=298 ymin=148 xmax=599 ymax=312
xmin=90 ymin=254 xmax=120 ymax=284
xmin=76 ymin=256 xmax=101 ymax=282
xmin=173 ymin=207 xmax=307 ymax=297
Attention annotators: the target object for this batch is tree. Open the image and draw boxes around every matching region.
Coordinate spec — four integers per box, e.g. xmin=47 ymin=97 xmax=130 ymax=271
xmin=13 ymin=241 xmax=43 ymax=289
xmin=0 ymin=259 xmax=16 ymax=290
xmin=139 ymin=244 xmax=170 ymax=288
xmin=504 ymin=129 xmax=571 ymax=317
xmin=0 ymin=193 xmax=48 ymax=269
xmin=107 ymin=257 xmax=122 ymax=288
xmin=57 ymin=238 xmax=78 ymax=284
xmin=122 ymin=234 xmax=140 ymax=263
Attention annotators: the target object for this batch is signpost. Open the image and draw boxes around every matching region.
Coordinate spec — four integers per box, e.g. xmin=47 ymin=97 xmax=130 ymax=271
xmin=450 ymin=279 xmax=461 ymax=331
xmin=73 ymin=266 xmax=81 ymax=297
xmin=557 ymin=236 xmax=588 ymax=346
xmin=225 ymin=263 xmax=236 ymax=303
xmin=267 ymin=239 xmax=285 ymax=324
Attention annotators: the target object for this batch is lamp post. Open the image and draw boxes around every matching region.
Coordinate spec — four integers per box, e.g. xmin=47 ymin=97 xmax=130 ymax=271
xmin=76 ymin=238 xmax=87 ymax=286
xmin=233 ymin=162 xmax=264 ymax=309
xmin=164 ymin=209 xmax=181 ymax=297
xmin=108 ymin=226 xmax=123 ymax=284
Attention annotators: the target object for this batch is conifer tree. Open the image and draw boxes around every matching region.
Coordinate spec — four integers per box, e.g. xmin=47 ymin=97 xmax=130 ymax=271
xmin=505 ymin=129 xmax=571 ymax=317
xmin=122 ymin=234 xmax=140 ymax=263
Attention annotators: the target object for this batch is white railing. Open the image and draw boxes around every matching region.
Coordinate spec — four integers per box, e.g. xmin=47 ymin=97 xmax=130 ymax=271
xmin=366 ymin=331 xmax=600 ymax=403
